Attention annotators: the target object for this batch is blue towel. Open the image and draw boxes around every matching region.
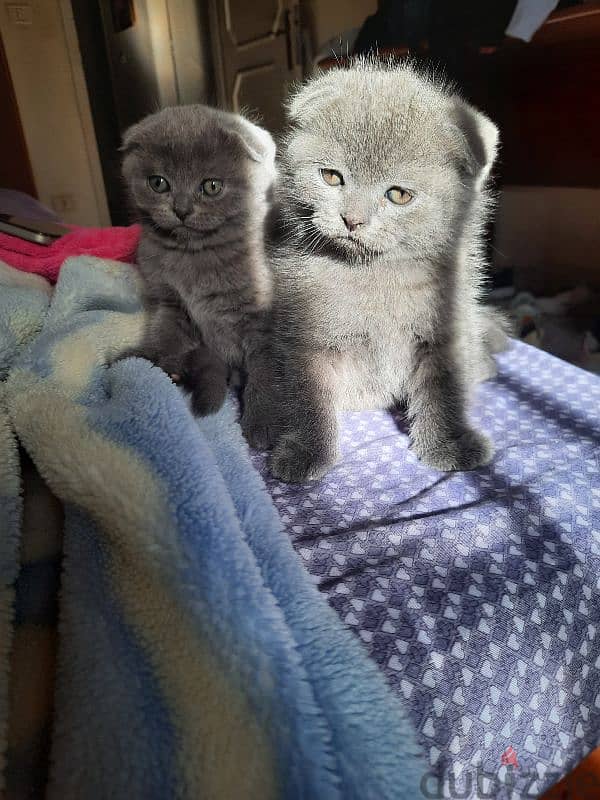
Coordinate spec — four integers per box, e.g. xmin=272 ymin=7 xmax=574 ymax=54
xmin=0 ymin=264 xmax=51 ymax=785
xmin=1 ymin=256 xmax=423 ymax=799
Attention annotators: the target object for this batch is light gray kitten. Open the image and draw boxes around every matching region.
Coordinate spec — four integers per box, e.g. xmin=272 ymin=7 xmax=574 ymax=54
xmin=121 ymin=105 xmax=275 ymax=415
xmin=242 ymin=61 xmax=508 ymax=482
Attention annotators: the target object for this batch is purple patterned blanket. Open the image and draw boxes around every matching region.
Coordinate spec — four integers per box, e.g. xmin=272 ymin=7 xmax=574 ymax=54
xmin=253 ymin=341 xmax=600 ymax=799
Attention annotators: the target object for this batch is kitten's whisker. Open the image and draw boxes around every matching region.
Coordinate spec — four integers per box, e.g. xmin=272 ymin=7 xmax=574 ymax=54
xmin=300 ymin=228 xmax=328 ymax=258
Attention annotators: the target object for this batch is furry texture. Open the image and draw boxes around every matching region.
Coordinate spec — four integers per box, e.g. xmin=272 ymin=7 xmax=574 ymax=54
xmin=0 ymin=265 xmax=51 ymax=792
xmin=121 ymin=105 xmax=275 ymax=415
xmin=242 ymin=60 xmax=508 ymax=482
xmin=1 ymin=256 xmax=424 ymax=799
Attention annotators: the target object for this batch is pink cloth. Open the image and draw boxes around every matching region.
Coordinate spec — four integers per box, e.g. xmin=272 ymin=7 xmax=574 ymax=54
xmin=0 ymin=224 xmax=141 ymax=283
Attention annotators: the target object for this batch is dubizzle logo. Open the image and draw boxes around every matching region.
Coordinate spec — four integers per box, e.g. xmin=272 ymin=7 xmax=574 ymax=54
xmin=420 ymin=743 xmax=599 ymax=798
xmin=501 ymin=746 xmax=519 ymax=769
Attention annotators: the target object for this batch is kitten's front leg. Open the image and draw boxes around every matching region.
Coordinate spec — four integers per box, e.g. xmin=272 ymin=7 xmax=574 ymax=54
xmin=115 ymin=298 xmax=189 ymax=379
xmin=270 ymin=352 xmax=339 ymax=483
xmin=241 ymin=339 xmax=281 ymax=449
xmin=406 ymin=339 xmax=492 ymax=471
xmin=183 ymin=345 xmax=228 ymax=416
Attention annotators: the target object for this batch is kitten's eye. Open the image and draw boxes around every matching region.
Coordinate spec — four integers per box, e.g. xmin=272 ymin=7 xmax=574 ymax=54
xmin=386 ymin=187 xmax=413 ymax=206
xmin=320 ymin=168 xmax=344 ymax=187
xmin=202 ymin=179 xmax=223 ymax=196
xmin=148 ymin=175 xmax=170 ymax=193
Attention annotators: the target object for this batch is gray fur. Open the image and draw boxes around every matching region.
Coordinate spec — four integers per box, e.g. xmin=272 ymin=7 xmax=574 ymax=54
xmin=121 ymin=104 xmax=275 ymax=415
xmin=242 ymin=61 xmax=508 ymax=481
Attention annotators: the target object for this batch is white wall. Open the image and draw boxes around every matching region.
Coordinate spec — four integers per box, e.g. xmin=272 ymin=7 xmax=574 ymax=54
xmin=0 ymin=0 xmax=110 ymax=227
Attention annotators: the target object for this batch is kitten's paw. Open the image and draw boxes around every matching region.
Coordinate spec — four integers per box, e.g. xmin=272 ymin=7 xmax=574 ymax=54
xmin=241 ymin=413 xmax=277 ymax=450
xmin=413 ymin=428 xmax=493 ymax=471
xmin=270 ymin=436 xmax=336 ymax=483
xmin=190 ymin=383 xmax=227 ymax=417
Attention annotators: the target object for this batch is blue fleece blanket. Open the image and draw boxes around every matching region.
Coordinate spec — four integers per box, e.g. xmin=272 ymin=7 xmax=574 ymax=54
xmin=0 ymin=256 xmax=423 ymax=799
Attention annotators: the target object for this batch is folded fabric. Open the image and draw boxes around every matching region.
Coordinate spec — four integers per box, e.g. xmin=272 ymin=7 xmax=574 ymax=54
xmin=0 ymin=259 xmax=53 ymax=297
xmin=0 ymin=265 xmax=51 ymax=796
xmin=0 ymin=189 xmax=62 ymax=222
xmin=0 ymin=225 xmax=140 ymax=283
xmin=1 ymin=256 xmax=423 ymax=799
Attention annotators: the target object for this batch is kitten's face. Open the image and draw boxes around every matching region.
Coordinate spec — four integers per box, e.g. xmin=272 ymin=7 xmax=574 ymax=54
xmin=286 ymin=133 xmax=456 ymax=261
xmin=122 ymin=106 xmax=275 ymax=245
xmin=283 ymin=64 xmax=497 ymax=263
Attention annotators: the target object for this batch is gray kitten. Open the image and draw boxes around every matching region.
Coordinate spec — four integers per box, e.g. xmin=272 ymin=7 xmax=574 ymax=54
xmin=121 ymin=105 xmax=275 ymax=415
xmin=242 ymin=61 xmax=508 ymax=481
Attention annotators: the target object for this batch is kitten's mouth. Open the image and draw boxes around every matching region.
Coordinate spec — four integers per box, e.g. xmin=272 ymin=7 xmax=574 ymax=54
xmin=333 ymin=234 xmax=382 ymax=255
xmin=331 ymin=234 xmax=384 ymax=261
xmin=172 ymin=224 xmax=196 ymax=233
xmin=300 ymin=219 xmax=382 ymax=260
xmin=172 ymin=223 xmax=221 ymax=237
xmin=331 ymin=234 xmax=359 ymax=246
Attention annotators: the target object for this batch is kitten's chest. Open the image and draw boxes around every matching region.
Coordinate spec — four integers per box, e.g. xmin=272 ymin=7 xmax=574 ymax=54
xmin=308 ymin=267 xmax=440 ymax=409
xmin=310 ymin=267 xmax=437 ymax=347
xmin=142 ymin=248 xmax=254 ymax=361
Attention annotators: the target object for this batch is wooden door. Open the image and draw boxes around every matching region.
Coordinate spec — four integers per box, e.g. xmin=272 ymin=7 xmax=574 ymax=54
xmin=0 ymin=32 xmax=36 ymax=197
xmin=96 ymin=0 xmax=162 ymax=132
xmin=208 ymin=0 xmax=303 ymax=134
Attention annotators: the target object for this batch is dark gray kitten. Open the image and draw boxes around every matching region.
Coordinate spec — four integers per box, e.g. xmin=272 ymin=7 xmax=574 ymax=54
xmin=242 ymin=61 xmax=508 ymax=481
xmin=121 ymin=105 xmax=275 ymax=415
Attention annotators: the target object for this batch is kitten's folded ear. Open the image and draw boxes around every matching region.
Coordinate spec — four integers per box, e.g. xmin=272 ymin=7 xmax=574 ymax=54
xmin=231 ymin=118 xmax=276 ymax=165
xmin=120 ymin=121 xmax=144 ymax=156
xmin=450 ymin=97 xmax=499 ymax=185
xmin=286 ymin=74 xmax=341 ymax=126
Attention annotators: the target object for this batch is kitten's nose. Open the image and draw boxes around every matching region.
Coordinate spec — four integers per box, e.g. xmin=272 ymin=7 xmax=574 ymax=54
xmin=341 ymin=215 xmax=364 ymax=232
xmin=174 ymin=206 xmax=189 ymax=222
